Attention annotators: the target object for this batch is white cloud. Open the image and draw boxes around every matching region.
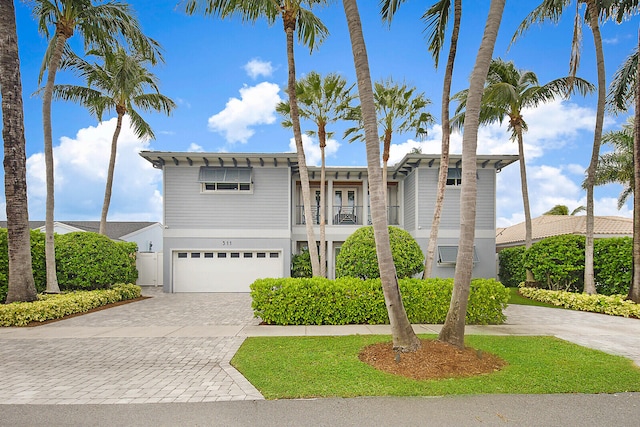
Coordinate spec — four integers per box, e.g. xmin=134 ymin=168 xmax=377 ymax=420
xmin=24 ymin=116 xmax=162 ymax=221
xmin=243 ymin=59 xmax=275 ymax=79
xmin=288 ymin=134 xmax=340 ymax=166
xmin=207 ymin=82 xmax=282 ymax=143
xmin=188 ymin=143 xmax=204 ymax=152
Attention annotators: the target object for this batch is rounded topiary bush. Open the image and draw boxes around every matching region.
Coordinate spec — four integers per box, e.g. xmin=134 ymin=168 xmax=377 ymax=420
xmin=336 ymin=226 xmax=424 ymax=279
xmin=55 ymin=232 xmax=138 ymax=291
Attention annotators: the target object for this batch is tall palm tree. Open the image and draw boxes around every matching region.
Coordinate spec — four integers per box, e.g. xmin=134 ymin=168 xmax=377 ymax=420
xmin=452 ymin=58 xmax=594 ymax=284
xmin=513 ymin=0 xmax=608 ymax=295
xmin=185 ymin=0 xmax=331 ymax=277
xmin=438 ymin=0 xmax=506 ymax=349
xmin=276 ymin=71 xmax=355 ymax=277
xmin=380 ymin=0 xmax=463 ymax=279
xmin=34 ymin=0 xmax=161 ymax=294
xmin=52 ymin=47 xmax=176 ymax=235
xmin=607 ymin=28 xmax=639 ymax=303
xmin=342 ymin=0 xmax=421 ymax=353
xmin=1 ymin=0 xmax=37 ymax=303
xmin=345 ymin=78 xmax=433 ymax=201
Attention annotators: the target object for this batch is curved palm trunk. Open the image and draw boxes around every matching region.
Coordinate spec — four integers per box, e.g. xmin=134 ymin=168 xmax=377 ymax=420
xmin=1 ymin=0 xmax=37 ymax=303
xmin=42 ymin=30 xmax=69 ymax=294
xmin=283 ymin=11 xmax=320 ymax=276
xmin=319 ymin=125 xmax=327 ymax=278
xmin=439 ymin=0 xmax=505 ymax=349
xmin=382 ymin=129 xmax=392 ymax=207
xmin=515 ymin=124 xmax=535 ymax=284
xmin=100 ymin=110 xmax=125 ymax=235
xmin=583 ymin=0 xmax=605 ymax=296
xmin=424 ymin=0 xmax=461 ymax=278
xmin=630 ymin=29 xmax=640 ymax=303
xmin=343 ymin=0 xmax=420 ymax=352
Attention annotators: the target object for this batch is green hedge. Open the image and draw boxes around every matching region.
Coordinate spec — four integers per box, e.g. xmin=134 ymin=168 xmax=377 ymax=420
xmin=518 ymin=286 xmax=639 ymax=319
xmin=336 ymin=226 xmax=424 ymax=279
xmin=251 ymin=277 xmax=509 ymax=325
xmin=0 ymin=283 xmax=141 ymax=326
xmin=498 ymin=246 xmax=526 ymax=287
xmin=499 ymin=236 xmax=632 ymax=295
xmin=1 ymin=230 xmax=138 ymax=302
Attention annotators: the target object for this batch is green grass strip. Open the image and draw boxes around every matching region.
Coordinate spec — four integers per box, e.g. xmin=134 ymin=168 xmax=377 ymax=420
xmin=507 ymin=287 xmax=558 ymax=308
xmin=231 ymin=335 xmax=640 ymax=399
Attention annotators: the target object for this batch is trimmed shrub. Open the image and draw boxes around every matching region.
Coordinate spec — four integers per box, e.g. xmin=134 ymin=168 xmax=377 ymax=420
xmin=0 ymin=284 xmax=142 ymax=326
xmin=291 ymin=248 xmax=313 ymax=278
xmin=55 ymin=232 xmax=138 ymax=291
xmin=524 ymin=234 xmax=585 ymax=292
xmin=498 ymin=246 xmax=527 ymax=287
xmin=251 ymin=277 xmax=509 ymax=325
xmin=594 ymin=237 xmax=631 ymax=295
xmin=336 ymin=226 xmax=424 ymax=279
xmin=0 ymin=229 xmax=47 ymax=303
xmin=519 ymin=286 xmax=639 ymax=319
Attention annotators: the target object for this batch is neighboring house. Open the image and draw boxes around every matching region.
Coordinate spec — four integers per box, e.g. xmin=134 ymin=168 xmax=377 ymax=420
xmin=140 ymin=151 xmax=518 ymax=293
xmin=496 ymin=215 xmax=633 ymax=251
xmin=0 ymin=220 xmax=163 ymax=287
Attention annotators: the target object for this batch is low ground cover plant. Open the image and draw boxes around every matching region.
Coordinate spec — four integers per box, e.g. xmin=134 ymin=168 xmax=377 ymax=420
xmin=519 ymin=286 xmax=639 ymax=318
xmin=230 ymin=335 xmax=640 ymax=399
xmin=251 ymin=277 xmax=509 ymax=325
xmin=0 ymin=283 xmax=141 ymax=326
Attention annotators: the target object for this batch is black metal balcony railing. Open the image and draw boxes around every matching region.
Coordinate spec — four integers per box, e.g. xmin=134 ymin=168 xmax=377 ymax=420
xmin=296 ymin=205 xmax=399 ymax=226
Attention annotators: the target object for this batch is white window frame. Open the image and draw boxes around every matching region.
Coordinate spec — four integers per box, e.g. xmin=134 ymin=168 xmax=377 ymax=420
xmin=446 ymin=168 xmax=462 ymax=186
xmin=437 ymin=245 xmax=478 ymax=266
xmin=199 ymin=166 xmax=253 ymax=193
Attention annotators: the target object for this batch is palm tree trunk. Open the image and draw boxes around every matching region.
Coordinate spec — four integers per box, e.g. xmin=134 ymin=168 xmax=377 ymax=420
xmin=583 ymin=0 xmax=605 ymax=296
xmin=439 ymin=0 xmax=505 ymax=349
xmin=343 ymin=0 xmax=420 ymax=352
xmin=424 ymin=0 xmax=461 ymax=279
xmin=516 ymin=124 xmax=535 ymax=284
xmin=42 ymin=31 xmax=67 ymax=294
xmin=1 ymin=0 xmax=37 ymax=303
xmin=319 ymin=126 xmax=327 ymax=278
xmin=100 ymin=111 xmax=124 ymax=235
xmin=283 ymin=11 xmax=320 ymax=276
xmin=382 ymin=130 xmax=392 ymax=207
xmin=630 ymin=28 xmax=640 ymax=303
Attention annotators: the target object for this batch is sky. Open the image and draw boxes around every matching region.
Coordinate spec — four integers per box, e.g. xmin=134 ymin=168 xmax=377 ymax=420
xmin=3 ymin=1 xmax=639 ymax=227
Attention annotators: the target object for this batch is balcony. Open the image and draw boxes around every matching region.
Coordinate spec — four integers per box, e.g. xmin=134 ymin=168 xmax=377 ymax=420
xmin=295 ymin=205 xmax=399 ymax=226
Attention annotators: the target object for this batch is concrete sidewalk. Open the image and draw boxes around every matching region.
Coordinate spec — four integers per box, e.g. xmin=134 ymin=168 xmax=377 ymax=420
xmin=0 ymin=286 xmax=638 ymax=406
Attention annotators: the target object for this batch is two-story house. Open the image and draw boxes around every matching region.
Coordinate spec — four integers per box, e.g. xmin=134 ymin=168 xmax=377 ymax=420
xmin=140 ymin=151 xmax=517 ymax=293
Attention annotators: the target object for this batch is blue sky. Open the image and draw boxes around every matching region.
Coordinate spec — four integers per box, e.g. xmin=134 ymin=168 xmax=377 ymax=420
xmin=3 ymin=1 xmax=639 ymax=227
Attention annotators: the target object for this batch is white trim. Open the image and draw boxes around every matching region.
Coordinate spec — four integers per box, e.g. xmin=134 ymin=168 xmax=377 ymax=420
xmin=164 ymin=228 xmax=291 ymax=239
xmin=119 ymin=222 xmax=163 ymax=240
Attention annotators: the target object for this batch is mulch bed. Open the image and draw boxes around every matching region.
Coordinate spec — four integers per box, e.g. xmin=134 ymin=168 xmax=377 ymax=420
xmin=359 ymin=338 xmax=507 ymax=380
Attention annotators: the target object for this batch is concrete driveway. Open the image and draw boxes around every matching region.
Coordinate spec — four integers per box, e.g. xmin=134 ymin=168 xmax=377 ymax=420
xmin=0 ymin=286 xmax=638 ymax=405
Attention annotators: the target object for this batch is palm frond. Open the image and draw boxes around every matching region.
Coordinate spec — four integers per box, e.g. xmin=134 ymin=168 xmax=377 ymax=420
xmin=607 ymin=48 xmax=638 ymax=113
xmin=422 ymin=0 xmax=451 ymax=68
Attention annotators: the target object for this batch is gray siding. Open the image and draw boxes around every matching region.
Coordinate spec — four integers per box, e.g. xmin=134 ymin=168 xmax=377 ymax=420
xmin=164 ymin=166 xmax=290 ymax=229
xmin=415 ymin=236 xmax=497 ymax=279
xmin=418 ymin=167 xmax=495 ymax=230
xmin=403 ymin=171 xmax=416 ymax=231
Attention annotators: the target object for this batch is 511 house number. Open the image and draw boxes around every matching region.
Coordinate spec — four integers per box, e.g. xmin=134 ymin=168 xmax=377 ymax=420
xmin=222 ymin=240 xmax=232 ymax=246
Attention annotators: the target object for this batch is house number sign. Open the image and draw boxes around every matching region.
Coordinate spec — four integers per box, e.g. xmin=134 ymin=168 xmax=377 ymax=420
xmin=222 ymin=240 xmax=232 ymax=246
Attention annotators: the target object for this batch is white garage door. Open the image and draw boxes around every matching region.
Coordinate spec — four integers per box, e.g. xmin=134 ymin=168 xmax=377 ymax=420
xmin=172 ymin=250 xmax=283 ymax=292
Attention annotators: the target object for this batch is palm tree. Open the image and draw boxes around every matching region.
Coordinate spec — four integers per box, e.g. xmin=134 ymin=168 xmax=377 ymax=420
xmin=438 ymin=0 xmax=506 ymax=349
xmin=185 ymin=0 xmax=331 ymax=277
xmin=513 ymin=0 xmax=608 ymax=296
xmin=1 ymin=0 xmax=37 ymax=303
xmin=452 ymin=58 xmax=594 ymax=284
xmin=607 ymin=28 xmax=639 ymax=303
xmin=342 ymin=0 xmax=421 ymax=353
xmin=345 ymin=78 xmax=433 ymax=201
xmin=543 ymin=204 xmax=586 ymax=215
xmin=380 ymin=0 xmax=463 ymax=279
xmin=276 ymin=71 xmax=355 ymax=277
xmin=34 ymin=0 xmax=161 ymax=294
xmin=52 ymin=47 xmax=176 ymax=235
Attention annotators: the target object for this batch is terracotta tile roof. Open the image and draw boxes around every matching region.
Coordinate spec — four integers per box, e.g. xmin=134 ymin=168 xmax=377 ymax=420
xmin=496 ymin=215 xmax=633 ymax=248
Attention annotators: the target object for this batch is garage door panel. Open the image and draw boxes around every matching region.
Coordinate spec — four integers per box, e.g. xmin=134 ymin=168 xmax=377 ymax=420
xmin=173 ymin=250 xmax=283 ymax=292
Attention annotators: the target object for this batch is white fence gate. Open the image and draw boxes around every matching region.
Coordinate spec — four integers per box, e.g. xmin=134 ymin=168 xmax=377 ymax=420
xmin=136 ymin=252 xmax=163 ymax=287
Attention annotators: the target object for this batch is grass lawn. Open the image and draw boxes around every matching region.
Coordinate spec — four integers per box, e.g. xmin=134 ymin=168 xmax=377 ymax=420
xmin=231 ymin=335 xmax=640 ymax=399
xmin=508 ymin=287 xmax=558 ymax=308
